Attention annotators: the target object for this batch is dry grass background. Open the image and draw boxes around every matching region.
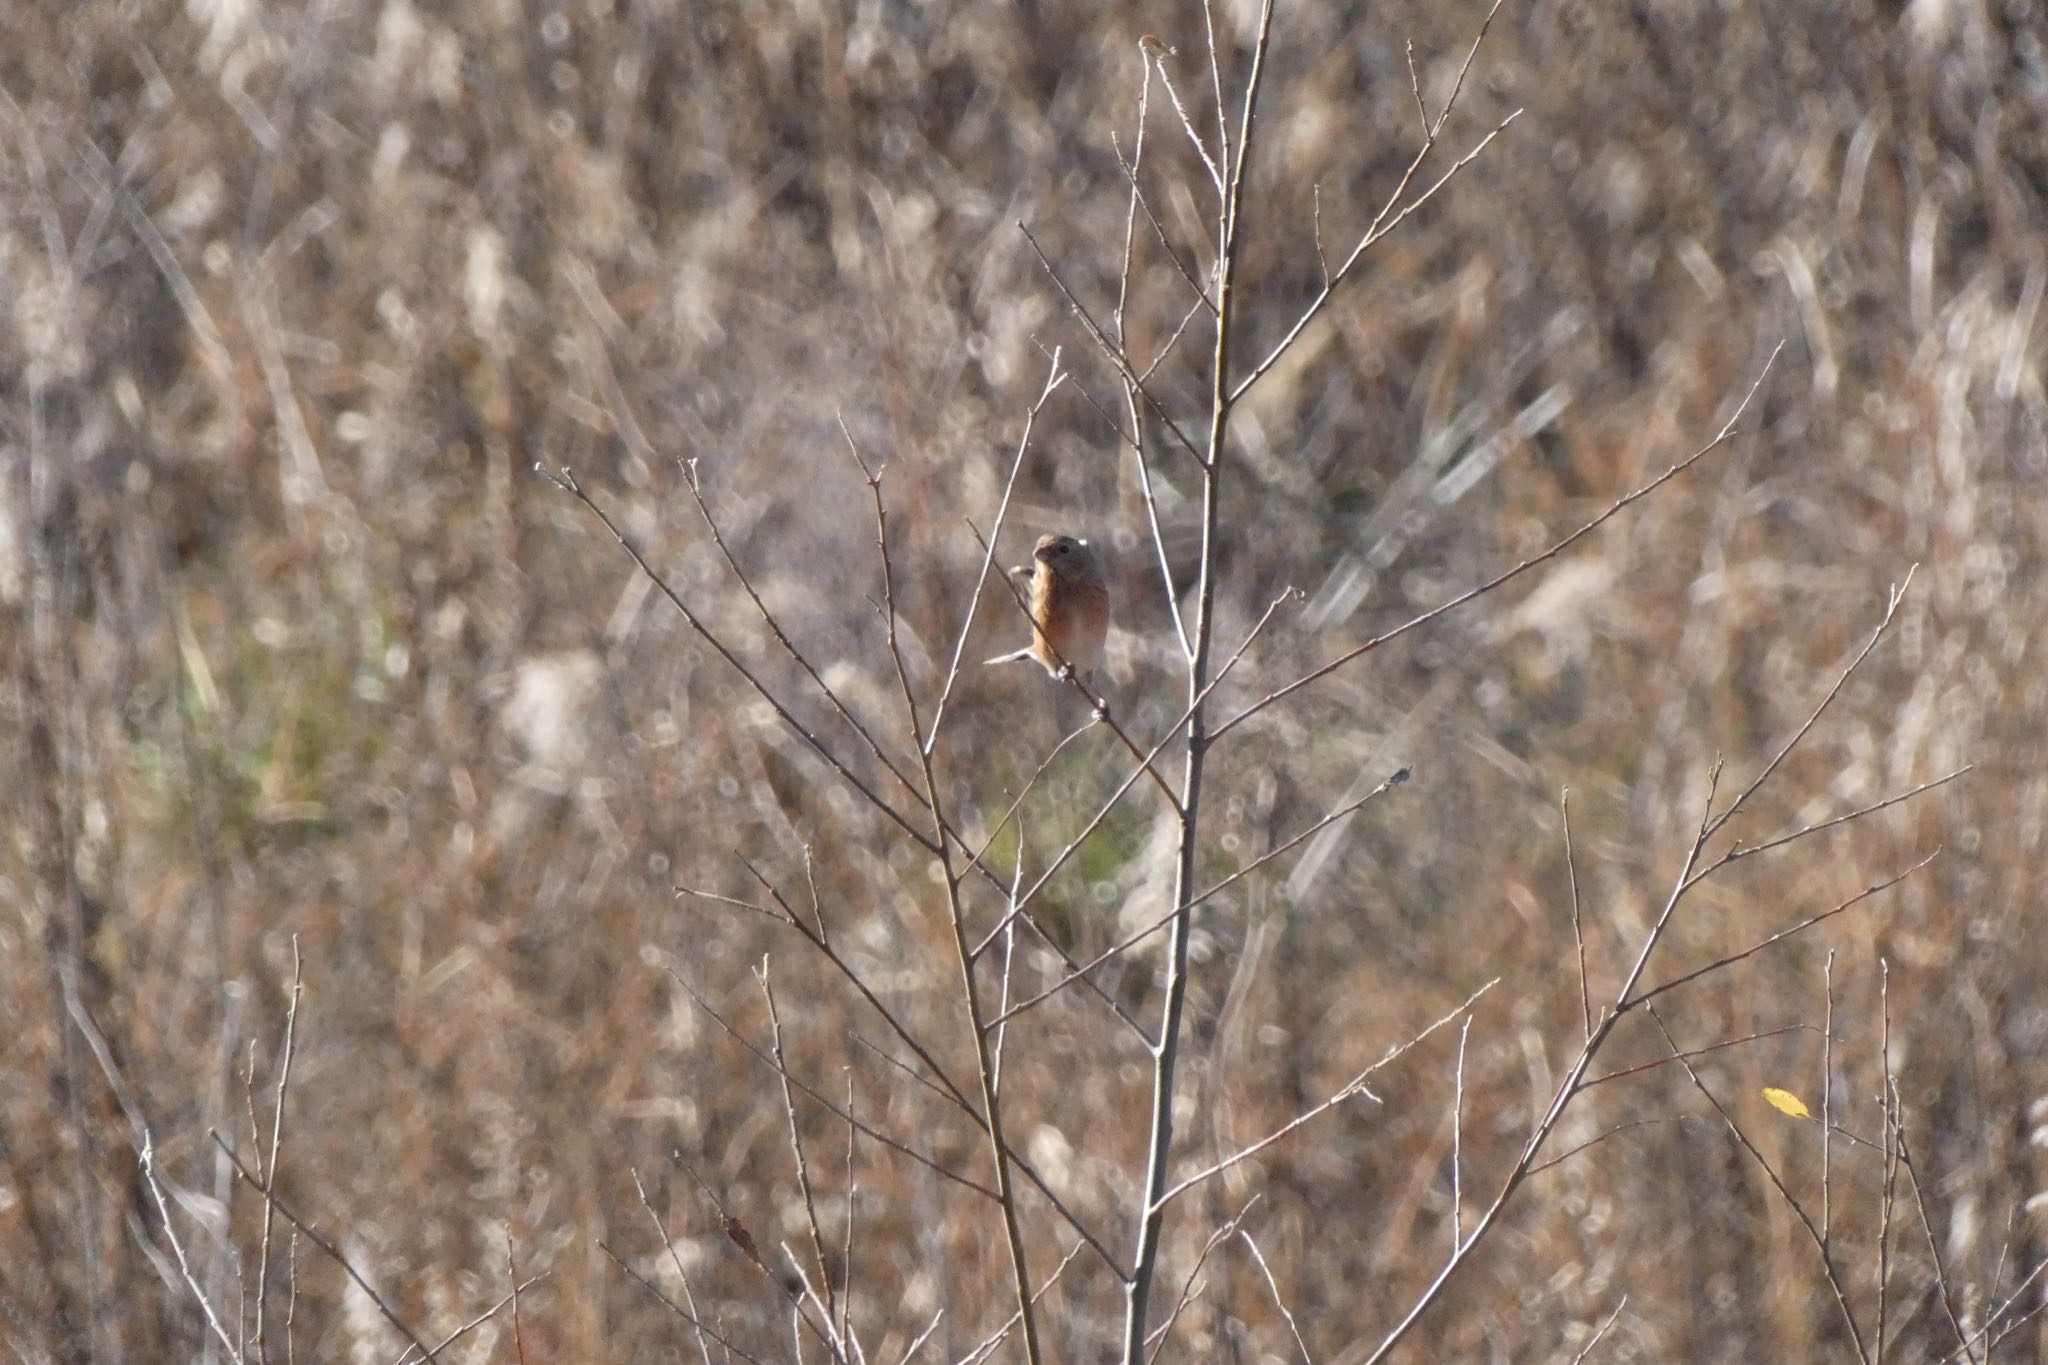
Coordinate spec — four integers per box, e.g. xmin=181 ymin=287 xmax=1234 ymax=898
xmin=3 ymin=0 xmax=2045 ymax=1360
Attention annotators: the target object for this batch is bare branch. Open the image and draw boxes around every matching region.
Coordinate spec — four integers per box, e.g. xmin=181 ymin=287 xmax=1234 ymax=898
xmin=140 ymin=1132 xmax=245 ymax=1365
xmin=1146 ymin=45 xmax=1224 ymax=199
xmin=984 ymin=766 xmax=1408 ymax=1025
xmin=678 ymin=450 xmax=929 ymax=812
xmin=926 ymin=355 xmax=1067 ymax=750
xmin=1450 ymin=1017 xmax=1473 ymax=1250
xmin=1231 ymin=0 xmax=1514 ymax=405
xmin=1629 ymin=851 xmax=1939 ymax=1007
xmin=1696 ymin=766 xmax=1967 ymax=879
xmin=757 ymin=961 xmax=841 ymax=1338
xmin=1526 ymin=1117 xmax=1699 ymax=1179
xmin=207 ymin=1133 xmax=438 ymax=1363
xmin=1875 ymin=967 xmax=1896 ymax=1363
xmin=1703 ymin=566 xmax=1918 ymax=842
xmin=1580 ymin=1024 xmax=1815 ymax=1090
xmin=391 ymin=1275 xmax=551 ymax=1365
xmin=254 ymin=939 xmax=303 ymax=1363
xmin=1018 ymin=223 xmax=1209 ymax=467
xmin=1214 ymin=345 xmax=1785 ymax=739
xmin=1899 ymin=1124 xmax=1975 ymax=1362
xmin=1569 ymin=1296 xmax=1628 ymax=1364
xmin=1111 ymin=132 xmax=1216 ymax=318
xmin=1562 ymin=790 xmax=1592 ymax=1041
xmin=1144 ymin=1200 xmax=1256 ymax=1364
xmin=631 ymin=1171 xmax=717 ymax=1365
xmin=1153 ymin=979 xmax=1495 ymax=1212
xmin=540 ymin=466 xmax=937 ymax=853
xmin=599 ymin=1241 xmax=773 ymax=1365
xmin=1405 ymin=39 xmax=1428 ymax=136
xmin=1238 ymin=1226 xmax=1313 ymax=1363
xmin=1646 ymin=1010 xmax=1870 ymax=1364
xmin=665 ymin=968 xmax=1000 ymax=1201
xmin=1823 ymin=952 xmax=1837 ymax=1247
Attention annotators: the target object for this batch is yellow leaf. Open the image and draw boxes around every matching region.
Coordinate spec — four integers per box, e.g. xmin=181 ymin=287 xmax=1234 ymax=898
xmin=1762 ymin=1086 xmax=1812 ymax=1119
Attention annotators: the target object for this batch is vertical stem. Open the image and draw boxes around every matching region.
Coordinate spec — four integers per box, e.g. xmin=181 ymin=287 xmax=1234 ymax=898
xmin=867 ymin=468 xmax=1045 ymax=1364
xmin=1120 ymin=7 xmax=1276 ymax=1359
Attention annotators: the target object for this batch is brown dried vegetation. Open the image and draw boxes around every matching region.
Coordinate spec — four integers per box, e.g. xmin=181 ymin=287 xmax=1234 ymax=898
xmin=3 ymin=1 xmax=2045 ymax=1361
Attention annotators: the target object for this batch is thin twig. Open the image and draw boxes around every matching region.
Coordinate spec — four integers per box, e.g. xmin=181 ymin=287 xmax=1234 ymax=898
xmin=1111 ymin=59 xmax=1198 ymax=658
xmin=757 ymin=961 xmax=841 ymax=1338
xmin=985 ymin=766 xmax=1408 ymax=1025
xmin=1876 ymin=964 xmax=1896 ymax=1364
xmin=1823 ymin=952 xmax=1837 ymax=1247
xmin=1526 ymin=1117 xmax=1699 ymax=1178
xmin=254 ymin=939 xmax=302 ymax=1364
xmin=967 ymin=719 xmax=1099 ymax=870
xmin=840 ymin=1074 xmax=858 ymax=1348
xmin=718 ymin=859 xmax=976 ymax=1114
xmin=1154 ymin=979 xmax=1494 ymax=1211
xmin=925 ymin=355 xmax=1066 ymax=751
xmin=1562 ymin=790 xmax=1591 ymax=1040
xmin=1144 ymin=1200 xmax=1256 ymax=1364
xmin=1569 ymin=1296 xmax=1629 ymax=1363
xmin=1238 ymin=1227 xmax=1313 ymax=1363
xmin=1018 ymin=223 xmax=1209 ymax=468
xmin=1581 ymin=1024 xmax=1814 ymax=1089
xmin=680 ymin=450 xmax=930 ymax=814
xmin=391 ymin=1275 xmax=551 ymax=1365
xmin=1647 ymin=1010 xmax=1871 ymax=1364
xmin=665 ymin=969 xmax=999 ymax=1200
xmin=1450 ymin=1017 xmax=1471 ymax=1249
xmin=1312 ymin=183 xmax=1329 ymax=286
xmin=1629 ymin=852 xmax=1939 ymax=1007
xmin=505 ymin=1229 xmax=530 ymax=1365
xmin=284 ymin=1234 xmax=299 ymax=1365
xmin=1899 ymin=1125 xmax=1976 ymax=1362
xmin=991 ymin=829 xmax=1026 ymax=1092
xmin=1215 ymin=346 xmax=1785 ymax=739
xmin=1703 ymin=566 xmax=1919 ymax=842
xmin=949 ymin=1242 xmax=1086 ymax=1365
xmin=140 ymin=1131 xmax=245 ymax=1364
xmin=207 ymin=1133 xmax=438 ymax=1363
xmin=540 ymin=465 xmax=935 ymax=852
xmin=898 ymin=1309 xmax=945 ymax=1365
xmin=1198 ymin=3 xmax=1228 ymax=178
xmin=598 ymin=1241 xmax=771 ymax=1365
xmin=1697 ymin=766 xmax=1967 ymax=878
xmin=1231 ymin=0 xmax=1514 ymax=405
xmin=1405 ymin=39 xmax=1429 ymax=135
xmin=1147 ymin=46 xmax=1223 ymax=198
xmin=1112 ymin=131 xmax=1216 ymax=318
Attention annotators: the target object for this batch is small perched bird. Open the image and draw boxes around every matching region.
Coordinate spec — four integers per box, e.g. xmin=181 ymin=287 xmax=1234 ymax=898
xmin=985 ymin=533 xmax=1111 ymax=679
